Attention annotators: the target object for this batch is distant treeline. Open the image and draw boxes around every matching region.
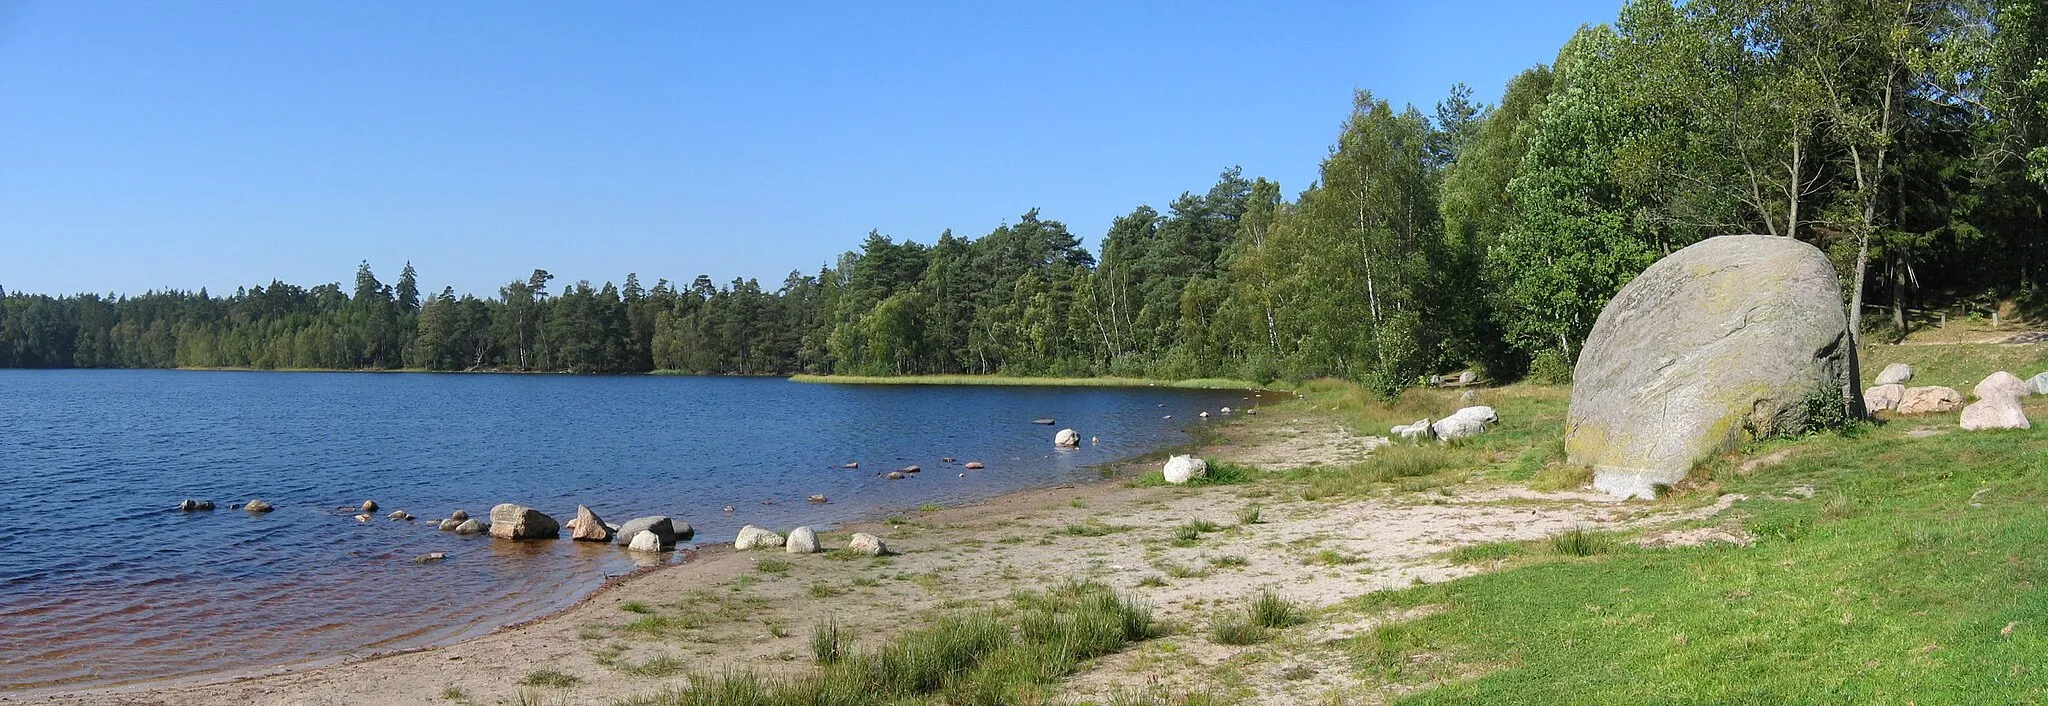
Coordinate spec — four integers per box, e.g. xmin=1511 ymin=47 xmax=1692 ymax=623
xmin=6 ymin=0 xmax=2047 ymax=391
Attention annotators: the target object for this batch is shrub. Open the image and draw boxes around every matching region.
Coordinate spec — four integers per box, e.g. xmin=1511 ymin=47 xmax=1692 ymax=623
xmin=1528 ymin=350 xmax=1574 ymax=384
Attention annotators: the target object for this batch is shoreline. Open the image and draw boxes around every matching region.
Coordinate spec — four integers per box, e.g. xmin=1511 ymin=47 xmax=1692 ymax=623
xmin=12 ymin=382 xmax=1678 ymax=705
xmin=4 ymin=400 xmax=1252 ymax=701
xmin=788 ymin=373 xmax=1274 ymax=390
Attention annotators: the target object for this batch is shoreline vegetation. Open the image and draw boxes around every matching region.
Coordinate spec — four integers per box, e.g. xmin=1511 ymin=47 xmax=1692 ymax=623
xmin=787 ymin=374 xmax=1273 ymax=390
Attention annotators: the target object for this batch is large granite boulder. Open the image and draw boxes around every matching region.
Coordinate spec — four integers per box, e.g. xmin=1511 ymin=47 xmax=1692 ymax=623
xmin=1864 ymin=384 xmax=1906 ymax=412
xmin=1431 ymin=416 xmax=1487 ymax=442
xmin=1162 ymin=455 xmax=1207 ymax=484
xmin=1447 ymin=406 xmax=1499 ymax=425
xmin=1977 ymin=371 xmax=2030 ymax=401
xmin=1566 ymin=235 xmax=1849 ymax=499
xmin=1962 ymin=371 xmax=2032 ymax=431
xmin=615 ymin=516 xmax=678 ymax=548
xmin=2030 ymin=372 xmax=2048 ymax=395
xmin=1897 ymin=386 xmax=1965 ymax=415
xmin=566 ymin=505 xmax=612 ymax=542
xmin=1875 ymin=363 xmax=1913 ymax=386
xmin=1961 ymin=397 xmax=2031 ymax=430
xmin=487 ymin=503 xmax=559 ymax=540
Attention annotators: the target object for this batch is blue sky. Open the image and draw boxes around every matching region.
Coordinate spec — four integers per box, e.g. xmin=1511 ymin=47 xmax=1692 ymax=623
xmin=0 ymin=1 xmax=1620 ymax=298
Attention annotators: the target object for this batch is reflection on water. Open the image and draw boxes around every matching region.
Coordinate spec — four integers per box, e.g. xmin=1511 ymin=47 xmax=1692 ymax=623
xmin=0 ymin=370 xmax=1255 ymax=692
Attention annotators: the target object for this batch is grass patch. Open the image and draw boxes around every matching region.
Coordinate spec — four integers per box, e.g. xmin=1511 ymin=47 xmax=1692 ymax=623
xmin=1249 ymin=589 xmax=1309 ymax=628
xmin=1309 ymin=549 xmax=1361 ymax=566
xmin=620 ymin=654 xmax=688 ymax=678
xmin=1208 ymin=612 xmax=1268 ymax=645
xmin=1160 ymin=562 xmax=1211 ymax=579
xmin=808 ymin=581 xmax=843 ymax=598
xmin=1335 ymin=392 xmax=2048 ymax=703
xmin=616 ymin=581 xmax=1156 ymax=705
xmin=1137 ymin=575 xmax=1168 ymax=588
xmin=1237 ymin=504 xmax=1263 ymax=525
xmin=1548 ymin=526 xmax=1615 ymax=557
xmin=1063 ymin=519 xmax=1129 ymax=537
xmin=1446 ymin=540 xmax=1530 ymax=564
xmin=755 ymin=558 xmax=791 ymax=574
xmin=811 ymin=617 xmax=849 ymax=664
xmin=1208 ymin=555 xmax=1248 ymax=568
xmin=623 ymin=612 xmax=709 ymax=637
xmin=619 ymin=601 xmax=653 ymax=614
xmin=518 ymin=669 xmax=580 ymax=688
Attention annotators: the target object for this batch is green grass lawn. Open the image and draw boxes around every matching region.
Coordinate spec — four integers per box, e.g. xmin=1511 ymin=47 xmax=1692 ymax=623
xmin=1332 ymin=398 xmax=2048 ymax=704
xmin=1860 ymin=342 xmax=2048 ymax=390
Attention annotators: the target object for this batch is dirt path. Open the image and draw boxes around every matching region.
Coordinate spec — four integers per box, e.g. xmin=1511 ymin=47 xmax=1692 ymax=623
xmin=11 ymin=409 xmax=1734 ymax=706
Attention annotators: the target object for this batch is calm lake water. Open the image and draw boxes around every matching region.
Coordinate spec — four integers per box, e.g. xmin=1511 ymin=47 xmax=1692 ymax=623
xmin=0 ymin=369 xmax=1258 ymax=693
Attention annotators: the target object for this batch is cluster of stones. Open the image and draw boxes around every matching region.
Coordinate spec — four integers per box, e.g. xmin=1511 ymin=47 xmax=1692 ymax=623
xmin=1391 ymin=405 xmax=1500 ymax=443
xmin=733 ymin=524 xmax=888 ymax=555
xmin=1863 ymin=363 xmax=2037 ymax=430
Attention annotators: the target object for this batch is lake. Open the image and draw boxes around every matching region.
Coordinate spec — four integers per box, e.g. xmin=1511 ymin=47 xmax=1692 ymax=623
xmin=0 ymin=369 xmax=1258 ymax=693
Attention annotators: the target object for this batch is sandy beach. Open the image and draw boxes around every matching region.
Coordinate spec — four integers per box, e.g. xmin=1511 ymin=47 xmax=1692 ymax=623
xmin=8 ymin=394 xmax=1722 ymax=706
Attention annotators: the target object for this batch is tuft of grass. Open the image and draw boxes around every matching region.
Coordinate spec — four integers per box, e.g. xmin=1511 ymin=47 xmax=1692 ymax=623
xmin=1549 ymin=526 xmax=1615 ymax=557
xmin=623 ymin=612 xmax=709 ymax=637
xmin=808 ymin=581 xmax=843 ymax=598
xmin=756 ymin=558 xmax=791 ymax=574
xmin=619 ymin=601 xmax=653 ymax=614
xmin=1208 ymin=612 xmax=1269 ymax=645
xmin=1136 ymin=575 xmax=1168 ymax=588
xmin=1161 ymin=562 xmax=1212 ymax=579
xmin=918 ymin=503 xmax=943 ymax=512
xmin=621 ymin=654 xmax=688 ymax=678
xmin=1237 ymin=504 xmax=1264 ymax=525
xmin=1310 ymin=549 xmax=1361 ymax=566
xmin=440 ymin=686 xmax=468 ymax=702
xmin=1172 ymin=525 xmax=1201 ymax=543
xmin=811 ymin=616 xmax=850 ymax=664
xmin=1249 ymin=589 xmax=1309 ymax=628
xmin=1208 ymin=554 xmax=1249 ymax=568
xmin=518 ymin=668 xmax=580 ymax=688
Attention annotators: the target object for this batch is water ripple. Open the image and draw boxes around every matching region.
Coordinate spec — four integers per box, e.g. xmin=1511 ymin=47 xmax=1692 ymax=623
xmin=0 ymin=369 xmax=1257 ymax=691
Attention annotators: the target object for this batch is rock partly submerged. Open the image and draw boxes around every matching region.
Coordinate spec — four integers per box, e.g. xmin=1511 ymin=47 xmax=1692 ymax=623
xmin=626 ymin=530 xmax=664 ymax=553
xmin=566 ymin=505 xmax=612 ymax=542
xmin=1566 ymin=235 xmax=1849 ymax=500
xmin=616 ymin=516 xmax=683 ymax=548
xmin=487 ymin=503 xmax=559 ymax=540
xmin=1054 ymin=428 xmax=1080 ymax=448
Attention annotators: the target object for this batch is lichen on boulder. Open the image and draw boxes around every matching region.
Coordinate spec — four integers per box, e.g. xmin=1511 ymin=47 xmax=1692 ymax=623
xmin=1566 ymin=235 xmax=1849 ymax=499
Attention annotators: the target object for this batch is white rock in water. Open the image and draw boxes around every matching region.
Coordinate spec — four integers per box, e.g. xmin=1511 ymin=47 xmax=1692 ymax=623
xmin=848 ymin=532 xmax=888 ymax=556
xmin=735 ymin=525 xmax=785 ymax=550
xmin=627 ymin=530 xmax=663 ymax=552
xmin=1162 ymin=454 xmax=1208 ymax=484
xmin=1220 ymin=407 xmax=1232 ymax=415
xmin=1566 ymin=235 xmax=1849 ymax=500
xmin=1875 ymin=363 xmax=1913 ymax=386
xmin=1864 ymin=384 xmax=1905 ymax=412
xmin=1054 ymin=428 xmax=1080 ymax=448
xmin=785 ymin=526 xmax=820 ymax=554
xmin=454 ymin=519 xmax=484 ymax=535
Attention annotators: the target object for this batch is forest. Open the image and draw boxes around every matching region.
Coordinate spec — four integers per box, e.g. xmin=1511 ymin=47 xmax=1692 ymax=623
xmin=5 ymin=0 xmax=2046 ymax=394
